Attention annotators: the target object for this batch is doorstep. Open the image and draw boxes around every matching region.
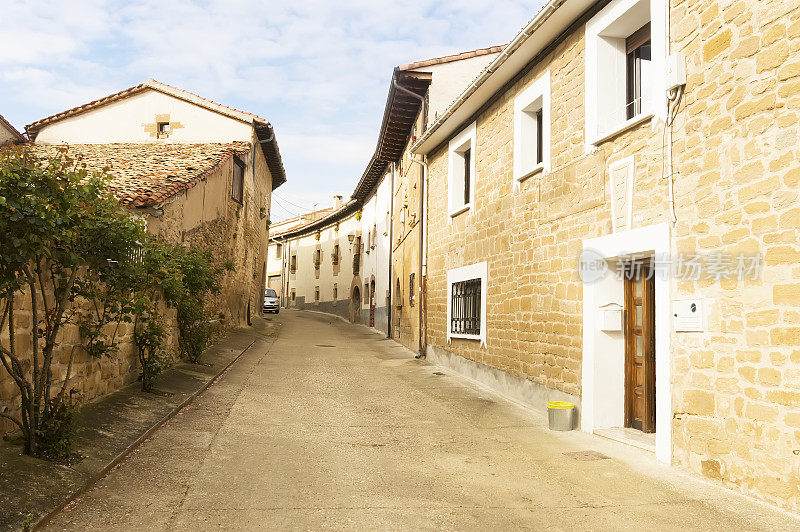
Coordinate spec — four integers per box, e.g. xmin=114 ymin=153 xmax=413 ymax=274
xmin=594 ymin=426 xmax=656 ymax=453
xmin=0 ymin=317 xmax=278 ymax=532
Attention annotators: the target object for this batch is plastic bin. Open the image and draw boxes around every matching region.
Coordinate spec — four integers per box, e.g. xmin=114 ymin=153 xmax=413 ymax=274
xmin=547 ymin=401 xmax=575 ymax=431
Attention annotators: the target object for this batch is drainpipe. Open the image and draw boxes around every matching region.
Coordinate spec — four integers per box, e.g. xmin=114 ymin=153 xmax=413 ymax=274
xmin=387 ymin=162 xmax=395 ymax=338
xmin=393 ymin=78 xmax=429 ymax=358
xmin=406 ymin=155 xmax=428 ymax=358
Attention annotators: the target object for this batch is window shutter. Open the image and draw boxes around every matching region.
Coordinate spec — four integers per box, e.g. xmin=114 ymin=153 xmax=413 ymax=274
xmin=626 ymin=23 xmax=651 ymax=53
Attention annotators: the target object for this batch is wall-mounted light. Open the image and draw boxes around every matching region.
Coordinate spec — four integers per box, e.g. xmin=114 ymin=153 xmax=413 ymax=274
xmin=348 ymin=232 xmax=355 ymax=243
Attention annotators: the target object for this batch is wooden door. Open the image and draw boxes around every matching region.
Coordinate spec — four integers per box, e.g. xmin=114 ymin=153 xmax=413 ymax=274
xmin=624 ymin=259 xmax=656 ymax=433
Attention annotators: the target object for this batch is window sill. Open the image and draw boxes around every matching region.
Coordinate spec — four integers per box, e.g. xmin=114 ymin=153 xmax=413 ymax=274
xmin=591 ymin=112 xmax=653 ymax=146
xmin=450 ymin=333 xmax=481 ymax=341
xmin=449 ymin=204 xmax=471 ymax=218
xmin=515 ymin=163 xmax=545 ymax=182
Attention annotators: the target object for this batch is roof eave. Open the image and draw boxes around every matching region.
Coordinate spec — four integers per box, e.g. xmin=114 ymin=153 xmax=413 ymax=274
xmin=411 ymin=0 xmax=592 ymax=156
xmin=351 ymin=69 xmax=431 ymax=202
xmin=274 ymin=201 xmax=359 ymax=240
xmin=254 ymin=120 xmax=287 ymax=190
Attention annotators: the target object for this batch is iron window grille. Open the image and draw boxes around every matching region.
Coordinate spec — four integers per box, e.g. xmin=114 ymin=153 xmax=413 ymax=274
xmin=451 ymin=278 xmax=481 ymax=335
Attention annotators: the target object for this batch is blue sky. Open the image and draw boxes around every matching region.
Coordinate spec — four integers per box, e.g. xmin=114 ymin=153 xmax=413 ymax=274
xmin=0 ymin=0 xmax=545 ymax=221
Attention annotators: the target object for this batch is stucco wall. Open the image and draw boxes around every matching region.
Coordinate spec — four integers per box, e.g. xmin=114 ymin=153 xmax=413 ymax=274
xmin=33 ymin=89 xmax=253 ymax=145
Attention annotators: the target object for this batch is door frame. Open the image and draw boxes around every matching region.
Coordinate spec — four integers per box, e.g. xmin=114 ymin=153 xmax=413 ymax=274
xmin=580 ymin=223 xmax=672 ymax=464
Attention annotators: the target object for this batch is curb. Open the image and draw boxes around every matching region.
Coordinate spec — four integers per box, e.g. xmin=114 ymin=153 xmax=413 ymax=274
xmin=31 ymin=337 xmax=259 ymax=531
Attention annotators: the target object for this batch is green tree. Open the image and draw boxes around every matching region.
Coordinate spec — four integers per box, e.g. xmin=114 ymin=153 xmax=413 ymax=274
xmin=0 ymin=147 xmax=145 ymax=456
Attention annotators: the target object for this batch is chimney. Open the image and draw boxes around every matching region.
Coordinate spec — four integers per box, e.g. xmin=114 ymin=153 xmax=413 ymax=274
xmin=333 ymin=195 xmax=344 ymax=210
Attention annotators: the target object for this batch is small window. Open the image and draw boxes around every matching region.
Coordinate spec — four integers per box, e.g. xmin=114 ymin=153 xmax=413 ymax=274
xmin=447 ymin=262 xmax=487 ymax=344
xmin=409 ymin=273 xmax=415 ymax=307
xmin=291 ymin=289 xmax=296 ymax=301
xmin=332 ymin=244 xmax=339 ymax=265
xmin=290 ymin=255 xmax=297 ymax=273
xmin=275 ymin=243 xmax=282 ymax=259
xmin=314 ymin=249 xmax=321 ymax=269
xmin=585 ymin=0 xmax=659 ymax=144
xmin=447 ymin=122 xmax=476 ymax=217
xmin=462 ymin=148 xmax=471 ymax=206
xmin=364 ymin=282 xmax=369 ymax=304
xmin=513 ymin=71 xmax=550 ymax=180
xmin=451 ymin=279 xmax=481 ymax=335
xmin=232 ymin=159 xmax=245 ymax=204
xmin=333 ymin=283 xmax=338 ymax=300
xmin=626 ymin=23 xmax=651 ymax=120
xmin=157 ymin=122 xmax=170 ymax=138
xmin=314 ymin=286 xmax=320 ymax=302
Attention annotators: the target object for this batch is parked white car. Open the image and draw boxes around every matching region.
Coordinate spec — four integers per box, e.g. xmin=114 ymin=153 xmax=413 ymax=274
xmin=263 ymin=288 xmax=280 ymax=314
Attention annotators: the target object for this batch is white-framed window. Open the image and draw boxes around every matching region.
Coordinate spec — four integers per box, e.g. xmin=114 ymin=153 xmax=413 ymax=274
xmin=585 ymin=0 xmax=666 ymax=146
xmin=447 ymin=122 xmax=477 ymax=217
xmin=446 ymin=261 xmax=488 ymax=346
xmin=513 ymin=71 xmax=551 ymax=180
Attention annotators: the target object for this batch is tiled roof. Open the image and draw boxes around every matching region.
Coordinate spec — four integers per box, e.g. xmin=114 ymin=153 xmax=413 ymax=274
xmin=269 ymin=208 xmax=336 ymax=237
xmin=28 ymin=142 xmax=250 ymax=208
xmin=398 ymin=45 xmax=506 ymax=71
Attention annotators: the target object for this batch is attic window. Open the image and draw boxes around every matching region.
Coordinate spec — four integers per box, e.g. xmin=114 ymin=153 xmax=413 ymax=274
xmin=157 ymin=122 xmax=170 ymax=138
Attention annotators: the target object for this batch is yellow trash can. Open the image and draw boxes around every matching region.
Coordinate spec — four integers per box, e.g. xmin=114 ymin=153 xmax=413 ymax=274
xmin=547 ymin=401 xmax=575 ymax=431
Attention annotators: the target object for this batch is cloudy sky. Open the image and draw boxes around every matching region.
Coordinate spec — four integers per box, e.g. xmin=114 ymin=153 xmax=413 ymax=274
xmin=0 ymin=0 xmax=545 ymax=220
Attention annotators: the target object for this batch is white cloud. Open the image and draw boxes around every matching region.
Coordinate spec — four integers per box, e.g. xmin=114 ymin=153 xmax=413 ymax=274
xmin=0 ymin=0 xmax=546 ymax=206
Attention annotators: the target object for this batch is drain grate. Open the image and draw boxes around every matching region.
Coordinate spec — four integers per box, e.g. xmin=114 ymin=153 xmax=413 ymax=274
xmin=316 ymin=344 xmax=336 ymax=348
xmin=433 ymin=371 xmax=445 ymax=376
xmin=564 ymin=450 xmax=610 ymax=461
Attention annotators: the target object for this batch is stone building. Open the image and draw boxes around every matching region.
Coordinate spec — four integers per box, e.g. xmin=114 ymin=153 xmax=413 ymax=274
xmin=0 ymin=80 xmax=286 ymax=436
xmin=412 ymin=0 xmax=800 ymax=512
xmin=0 ymin=113 xmax=25 ymax=146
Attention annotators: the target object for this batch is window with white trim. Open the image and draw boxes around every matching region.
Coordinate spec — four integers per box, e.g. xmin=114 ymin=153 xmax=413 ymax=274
xmin=446 ymin=261 xmax=488 ymax=345
xmin=585 ymin=0 xmax=664 ymax=145
xmin=447 ymin=122 xmax=477 ymax=217
xmin=513 ymin=71 xmax=551 ymax=180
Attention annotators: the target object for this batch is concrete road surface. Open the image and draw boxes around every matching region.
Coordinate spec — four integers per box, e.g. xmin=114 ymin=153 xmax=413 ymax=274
xmin=43 ymin=310 xmax=800 ymax=531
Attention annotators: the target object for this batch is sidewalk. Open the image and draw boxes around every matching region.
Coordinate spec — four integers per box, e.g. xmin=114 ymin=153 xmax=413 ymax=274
xmin=0 ymin=317 xmax=278 ymax=531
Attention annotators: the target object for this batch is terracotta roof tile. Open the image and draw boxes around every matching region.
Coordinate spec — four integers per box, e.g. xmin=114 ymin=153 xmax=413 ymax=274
xmin=397 ymin=45 xmax=506 ymax=71
xmin=28 ymin=142 xmax=250 ymax=208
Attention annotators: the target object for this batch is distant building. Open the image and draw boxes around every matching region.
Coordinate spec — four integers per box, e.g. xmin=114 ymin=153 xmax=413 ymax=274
xmin=270 ymin=47 xmax=502 ymax=340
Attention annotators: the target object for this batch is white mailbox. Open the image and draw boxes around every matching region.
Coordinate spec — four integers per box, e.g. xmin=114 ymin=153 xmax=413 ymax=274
xmin=599 ymin=303 xmax=623 ymax=332
xmin=673 ymin=299 xmax=704 ymax=332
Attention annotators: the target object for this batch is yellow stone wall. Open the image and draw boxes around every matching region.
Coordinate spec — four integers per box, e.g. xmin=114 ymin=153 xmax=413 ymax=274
xmin=424 ymin=1 xmax=800 ymax=511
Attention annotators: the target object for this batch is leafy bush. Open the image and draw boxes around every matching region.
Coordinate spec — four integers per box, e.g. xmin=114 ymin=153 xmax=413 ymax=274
xmin=0 ymin=146 xmax=144 ymax=456
xmin=132 ymin=305 xmax=169 ymax=392
xmin=35 ymin=392 xmax=80 ymax=460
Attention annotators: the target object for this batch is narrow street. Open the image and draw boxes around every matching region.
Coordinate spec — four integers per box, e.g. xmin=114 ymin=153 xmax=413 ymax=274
xmin=44 ymin=311 xmax=798 ymax=531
